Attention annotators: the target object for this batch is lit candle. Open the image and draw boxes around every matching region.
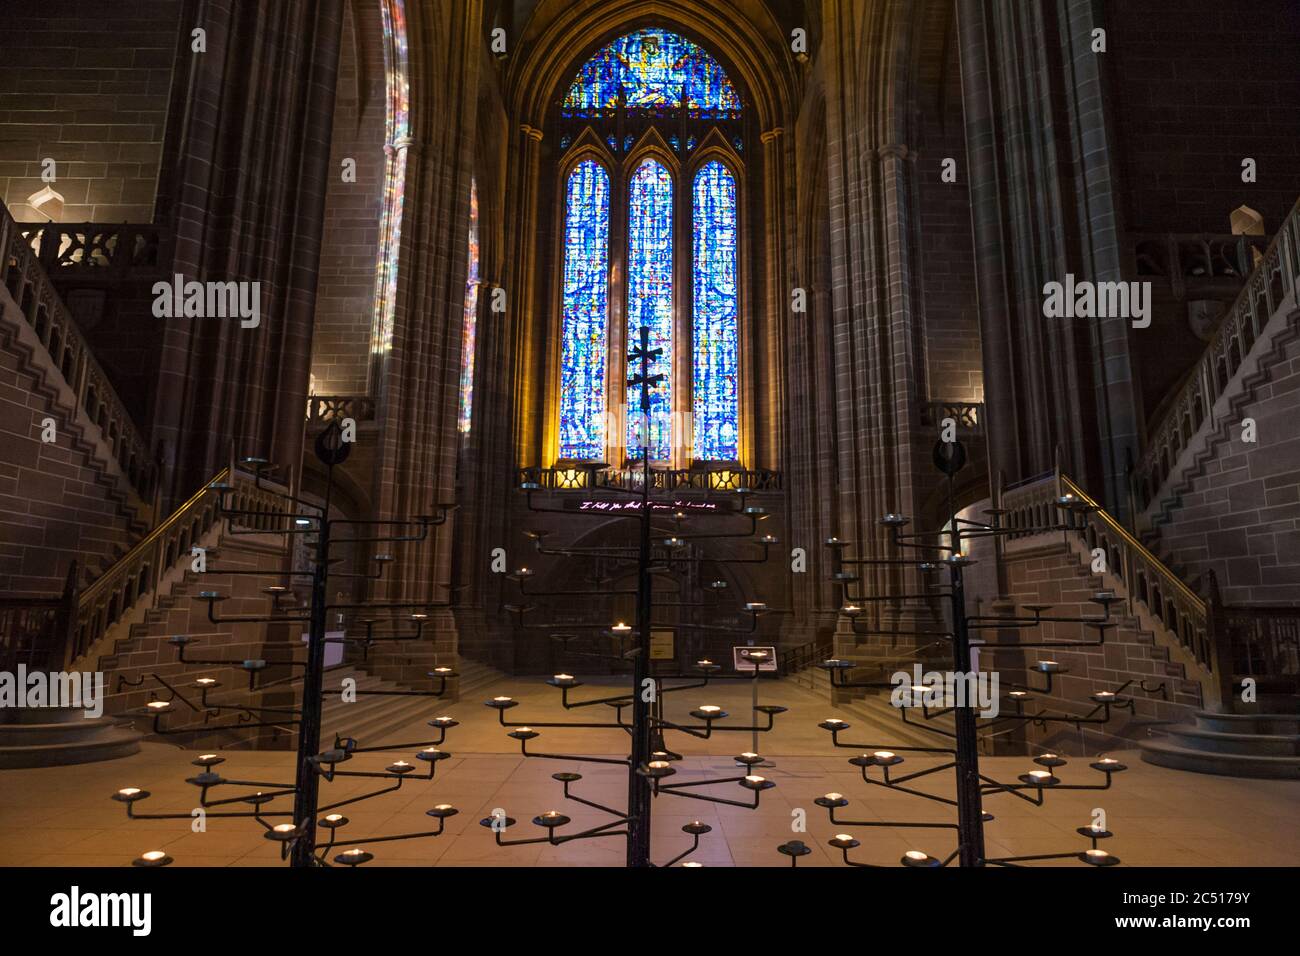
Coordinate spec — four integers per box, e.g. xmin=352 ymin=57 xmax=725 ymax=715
xmin=698 ymin=705 xmax=721 ymax=715
xmin=516 ymin=727 xmax=532 ymax=734
xmin=1085 ymin=849 xmax=1110 ymax=861
xmin=824 ymin=718 xmax=845 ymax=726
xmin=325 ymin=814 xmax=344 ymax=823
xmin=433 ymin=667 xmax=452 ymax=674
xmin=740 ymin=752 xmax=759 ymax=760
xmin=146 ymin=701 xmax=170 ymax=711
xmin=1028 ymin=770 xmax=1052 ymax=782
xmin=744 ymin=775 xmax=766 ymax=785
xmin=648 ymin=760 xmax=670 ymax=770
xmin=554 ymin=673 xmax=574 ymax=681
xmin=834 ymin=833 xmax=854 ymax=843
xmin=874 ymin=751 xmax=895 ymax=760
xmin=493 ymin=696 xmax=512 ymax=703
xmin=612 ymin=622 xmax=631 ymax=633
xmin=433 ymin=804 xmax=453 ymax=812
xmin=904 ymin=850 xmax=928 ymax=862
xmin=273 ymin=824 xmax=296 ymax=834
xmin=682 ymin=861 xmax=704 ymax=867
xmin=118 ymin=788 xmax=141 ymax=797
xmin=824 ymin=792 xmax=843 ymax=802
xmin=140 ymin=851 xmax=167 ymax=862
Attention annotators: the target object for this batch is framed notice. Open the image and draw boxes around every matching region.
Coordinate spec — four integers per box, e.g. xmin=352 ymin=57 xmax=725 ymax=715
xmin=650 ymin=629 xmax=675 ymax=661
xmin=732 ymin=645 xmax=778 ymax=672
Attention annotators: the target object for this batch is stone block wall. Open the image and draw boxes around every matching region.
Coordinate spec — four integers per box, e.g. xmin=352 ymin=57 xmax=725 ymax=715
xmin=0 ymin=1 xmax=181 ymax=222
xmin=309 ymin=3 xmax=387 ymax=397
xmin=1152 ymin=319 xmax=1300 ymax=605
xmin=0 ymin=303 xmax=142 ymax=596
xmin=997 ymin=541 xmax=1202 ymax=750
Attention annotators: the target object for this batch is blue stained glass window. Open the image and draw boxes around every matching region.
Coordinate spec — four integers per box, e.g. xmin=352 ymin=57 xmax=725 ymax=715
xmin=559 ymin=160 xmax=611 ymax=460
xmin=692 ymin=161 xmax=739 ymax=461
xmin=563 ymin=29 xmax=740 ymax=115
xmin=626 ymin=159 xmax=674 ymax=460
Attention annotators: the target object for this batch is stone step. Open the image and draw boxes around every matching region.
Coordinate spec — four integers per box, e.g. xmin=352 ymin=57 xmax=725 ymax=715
xmin=1195 ymin=710 xmax=1300 ymax=735
xmin=1138 ymin=737 xmax=1300 ymax=779
xmin=0 ymin=713 xmax=142 ymax=768
xmin=1161 ymin=723 xmax=1299 ymax=756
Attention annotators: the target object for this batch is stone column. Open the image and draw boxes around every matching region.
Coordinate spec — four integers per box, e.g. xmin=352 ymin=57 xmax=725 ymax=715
xmin=152 ymin=0 xmax=344 ymax=507
xmin=370 ymin=0 xmax=483 ymax=642
xmin=957 ymin=0 xmax=1140 ymax=515
xmin=822 ymin=0 xmax=930 ymax=616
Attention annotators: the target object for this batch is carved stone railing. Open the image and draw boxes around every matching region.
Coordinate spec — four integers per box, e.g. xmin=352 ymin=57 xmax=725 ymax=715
xmin=21 ymin=221 xmax=170 ymax=280
xmin=1134 ymin=197 xmax=1300 ymax=514
xmin=72 ymin=467 xmax=288 ymax=666
xmin=306 ymin=394 xmax=377 ymax=424
xmin=920 ymin=400 xmax=983 ymax=435
xmin=1001 ymin=469 xmax=1212 ymax=677
xmin=0 ymin=201 xmax=156 ymax=499
xmin=517 ymin=464 xmax=783 ymax=494
xmin=1132 ymin=231 xmax=1270 ymax=297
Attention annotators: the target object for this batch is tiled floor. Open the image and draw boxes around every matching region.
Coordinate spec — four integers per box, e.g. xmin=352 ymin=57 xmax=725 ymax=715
xmin=1 ymin=675 xmax=1296 ymax=867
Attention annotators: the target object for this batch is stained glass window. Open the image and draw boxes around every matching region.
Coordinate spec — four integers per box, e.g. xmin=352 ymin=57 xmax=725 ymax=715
xmin=457 ymin=178 xmax=479 ymax=435
xmin=371 ymin=0 xmax=409 ymax=355
xmin=559 ymin=161 xmax=611 ymax=460
xmin=562 ymin=29 xmax=740 ymax=116
xmin=692 ymin=162 xmax=739 ymax=460
xmin=626 ymin=159 xmax=674 ymax=460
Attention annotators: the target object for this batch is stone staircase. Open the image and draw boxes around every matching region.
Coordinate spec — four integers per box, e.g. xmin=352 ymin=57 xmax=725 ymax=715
xmin=0 ymin=706 xmax=141 ymax=769
xmin=1140 ymin=711 xmax=1300 ymax=779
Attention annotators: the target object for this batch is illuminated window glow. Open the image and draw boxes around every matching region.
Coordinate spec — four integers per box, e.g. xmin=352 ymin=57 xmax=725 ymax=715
xmin=692 ymin=161 xmax=739 ymax=460
xmin=562 ymin=29 xmax=740 ymax=116
xmin=559 ymin=161 xmax=611 ymax=460
xmin=458 ymin=178 xmax=479 ymax=434
xmin=626 ymin=159 xmax=674 ymax=460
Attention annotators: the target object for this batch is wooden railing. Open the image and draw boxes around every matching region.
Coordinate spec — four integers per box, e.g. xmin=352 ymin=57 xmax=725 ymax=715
xmin=0 ymin=200 xmax=155 ymax=499
xmin=1001 ymin=468 xmax=1212 ymax=675
xmin=71 ymin=467 xmax=288 ymax=666
xmin=1134 ymin=197 xmax=1300 ymax=514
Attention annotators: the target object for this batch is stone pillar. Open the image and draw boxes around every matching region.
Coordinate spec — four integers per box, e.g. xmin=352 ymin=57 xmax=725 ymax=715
xmin=957 ymin=0 xmax=1140 ymax=515
xmin=371 ymin=0 xmax=483 ymax=632
xmin=152 ymin=0 xmax=344 ymax=507
xmin=822 ymin=0 xmax=930 ymax=613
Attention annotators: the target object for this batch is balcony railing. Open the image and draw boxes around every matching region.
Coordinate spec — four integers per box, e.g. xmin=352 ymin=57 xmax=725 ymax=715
xmin=0 ymin=201 xmax=156 ymax=499
xmin=21 ymin=221 xmax=170 ymax=280
xmin=307 ymin=394 xmax=376 ymax=424
xmin=517 ymin=464 xmax=782 ymax=494
xmin=920 ymin=401 xmax=983 ymax=435
xmin=1132 ymin=231 xmax=1269 ymax=297
xmin=1134 ymin=197 xmax=1300 ymax=514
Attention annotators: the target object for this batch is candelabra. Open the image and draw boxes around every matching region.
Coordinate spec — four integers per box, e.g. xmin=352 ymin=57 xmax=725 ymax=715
xmin=780 ymin=439 xmax=1133 ymax=868
xmin=488 ymin=326 xmax=784 ymax=867
xmin=111 ymin=425 xmax=461 ymax=867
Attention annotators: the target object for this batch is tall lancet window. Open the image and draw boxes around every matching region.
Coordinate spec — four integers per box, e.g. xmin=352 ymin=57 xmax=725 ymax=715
xmin=692 ymin=161 xmax=739 ymax=461
xmin=554 ymin=28 xmax=744 ymax=465
xmin=558 ymin=160 xmax=612 ymax=460
xmin=458 ymin=178 xmax=479 ymax=435
xmin=626 ymin=159 xmax=673 ymax=460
